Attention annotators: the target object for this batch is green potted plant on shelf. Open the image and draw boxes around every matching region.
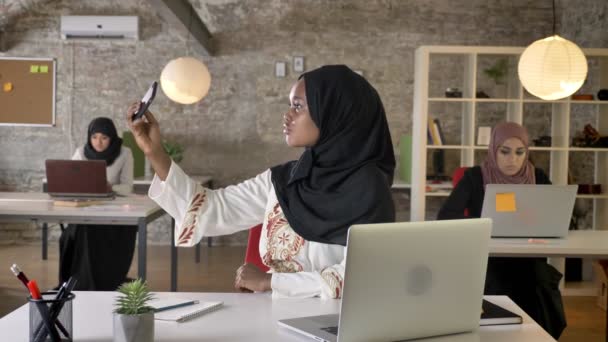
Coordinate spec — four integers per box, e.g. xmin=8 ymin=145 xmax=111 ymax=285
xmin=113 ymin=279 xmax=155 ymax=342
xmin=483 ymin=58 xmax=509 ymax=85
xmin=162 ymin=140 xmax=184 ymax=163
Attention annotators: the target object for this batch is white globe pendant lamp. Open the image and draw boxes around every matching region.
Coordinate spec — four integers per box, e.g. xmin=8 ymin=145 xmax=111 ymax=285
xmin=518 ymin=35 xmax=588 ymax=100
xmin=160 ymin=57 xmax=211 ymax=105
xmin=517 ymin=0 xmax=587 ymax=101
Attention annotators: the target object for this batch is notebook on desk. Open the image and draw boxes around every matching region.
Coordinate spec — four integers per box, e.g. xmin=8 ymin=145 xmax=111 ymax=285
xmin=482 ymin=184 xmax=577 ymax=238
xmin=45 ymin=159 xmax=114 ymax=199
xmin=480 ymin=299 xmax=522 ymax=326
xmin=150 ymin=299 xmax=223 ymax=323
xmin=278 ymin=218 xmax=492 ymax=342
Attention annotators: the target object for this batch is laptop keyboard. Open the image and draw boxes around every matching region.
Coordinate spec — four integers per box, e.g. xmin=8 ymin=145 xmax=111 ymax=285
xmin=320 ymin=326 xmax=338 ymax=335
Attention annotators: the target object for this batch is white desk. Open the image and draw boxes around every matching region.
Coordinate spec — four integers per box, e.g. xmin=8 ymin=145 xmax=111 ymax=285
xmin=490 ymin=230 xmax=608 ymax=342
xmin=0 ymin=292 xmax=555 ymax=341
xmin=0 ymin=192 xmax=182 ymax=290
xmin=490 ymin=230 xmax=608 ymax=258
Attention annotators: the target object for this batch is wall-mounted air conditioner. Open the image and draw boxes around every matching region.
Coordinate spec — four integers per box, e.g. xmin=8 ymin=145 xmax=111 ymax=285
xmin=60 ymin=16 xmax=139 ymax=40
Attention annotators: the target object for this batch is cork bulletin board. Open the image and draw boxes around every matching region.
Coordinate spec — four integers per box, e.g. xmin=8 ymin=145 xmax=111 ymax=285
xmin=0 ymin=57 xmax=56 ymax=126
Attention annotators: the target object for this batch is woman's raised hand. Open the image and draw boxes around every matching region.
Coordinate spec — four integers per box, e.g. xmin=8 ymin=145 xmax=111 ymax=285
xmin=126 ymin=102 xmax=163 ymax=156
xmin=126 ymin=102 xmax=171 ymax=180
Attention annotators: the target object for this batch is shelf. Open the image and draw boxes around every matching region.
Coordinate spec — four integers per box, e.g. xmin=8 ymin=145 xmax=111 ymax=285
xmin=423 ymin=146 xmax=608 ymax=152
xmin=425 ymin=192 xmax=451 ymax=197
xmin=528 ymin=146 xmax=567 ymax=151
xmin=392 ymin=180 xmax=411 ymax=189
xmin=576 ymin=194 xmax=608 ymax=199
xmin=429 ymin=98 xmax=521 ymax=103
xmin=568 ymin=147 xmax=608 ymax=152
xmin=428 ymin=97 xmax=474 ymax=102
xmin=474 ymin=98 xmax=521 ymax=103
xmin=427 ymin=145 xmax=471 ymax=150
xmin=522 ymin=99 xmax=569 ymax=104
xmin=428 ymin=98 xmax=608 ymax=105
xmin=569 ymin=100 xmax=608 ymax=105
xmin=411 ymin=45 xmax=608 ymax=229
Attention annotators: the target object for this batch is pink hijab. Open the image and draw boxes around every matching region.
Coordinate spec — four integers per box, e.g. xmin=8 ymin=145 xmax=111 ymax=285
xmin=481 ymin=122 xmax=536 ymax=187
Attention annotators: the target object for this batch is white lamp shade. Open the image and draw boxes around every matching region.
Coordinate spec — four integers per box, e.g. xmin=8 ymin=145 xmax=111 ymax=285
xmin=160 ymin=57 xmax=211 ymax=105
xmin=518 ymin=35 xmax=588 ymax=100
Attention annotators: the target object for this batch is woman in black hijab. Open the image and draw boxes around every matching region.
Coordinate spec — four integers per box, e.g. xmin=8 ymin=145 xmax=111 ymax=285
xmin=59 ymin=117 xmax=136 ymax=290
xmin=127 ymin=65 xmax=395 ymax=298
xmin=271 ymin=65 xmax=395 ymax=245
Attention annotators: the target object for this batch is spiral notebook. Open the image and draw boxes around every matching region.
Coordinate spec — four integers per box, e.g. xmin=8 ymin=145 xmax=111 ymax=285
xmin=152 ymin=300 xmax=223 ymax=323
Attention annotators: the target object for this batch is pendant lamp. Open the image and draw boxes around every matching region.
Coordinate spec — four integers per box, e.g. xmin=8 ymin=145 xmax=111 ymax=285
xmin=159 ymin=4 xmax=211 ymax=105
xmin=517 ymin=0 xmax=587 ymax=100
xmin=160 ymin=57 xmax=211 ymax=105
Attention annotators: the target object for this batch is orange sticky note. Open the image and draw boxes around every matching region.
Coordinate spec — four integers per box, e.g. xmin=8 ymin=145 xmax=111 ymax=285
xmin=496 ymin=192 xmax=516 ymax=212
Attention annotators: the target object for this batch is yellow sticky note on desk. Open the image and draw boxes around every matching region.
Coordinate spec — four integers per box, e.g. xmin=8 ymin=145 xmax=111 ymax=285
xmin=40 ymin=65 xmax=49 ymax=73
xmin=496 ymin=192 xmax=516 ymax=212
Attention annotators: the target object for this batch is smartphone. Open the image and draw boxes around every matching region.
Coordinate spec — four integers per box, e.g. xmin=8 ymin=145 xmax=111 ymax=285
xmin=132 ymin=81 xmax=158 ymax=121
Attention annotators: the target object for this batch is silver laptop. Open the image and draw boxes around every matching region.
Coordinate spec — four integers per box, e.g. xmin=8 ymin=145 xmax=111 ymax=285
xmin=482 ymin=184 xmax=577 ymax=238
xmin=278 ymin=219 xmax=492 ymax=342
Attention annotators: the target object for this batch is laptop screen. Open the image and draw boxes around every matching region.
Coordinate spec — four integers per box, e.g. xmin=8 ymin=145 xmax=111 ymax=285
xmin=45 ymin=159 xmax=109 ymax=196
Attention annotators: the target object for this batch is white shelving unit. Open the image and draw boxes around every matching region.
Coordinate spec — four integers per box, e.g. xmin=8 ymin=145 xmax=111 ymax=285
xmin=410 ymin=46 xmax=608 ymax=294
xmin=411 ymin=45 xmax=608 ymax=225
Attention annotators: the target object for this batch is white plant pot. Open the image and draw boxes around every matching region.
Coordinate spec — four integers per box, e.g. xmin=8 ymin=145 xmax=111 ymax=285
xmin=113 ymin=312 xmax=154 ymax=342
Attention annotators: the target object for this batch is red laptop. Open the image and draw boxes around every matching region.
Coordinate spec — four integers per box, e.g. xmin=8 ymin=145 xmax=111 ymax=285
xmin=45 ymin=160 xmax=114 ymax=198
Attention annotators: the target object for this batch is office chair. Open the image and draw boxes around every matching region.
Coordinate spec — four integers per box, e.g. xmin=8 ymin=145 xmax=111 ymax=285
xmin=244 ymin=223 xmax=269 ymax=272
xmin=452 ymin=166 xmax=470 ymax=217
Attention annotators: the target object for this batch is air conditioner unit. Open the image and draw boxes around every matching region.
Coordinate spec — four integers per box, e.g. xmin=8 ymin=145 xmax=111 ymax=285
xmin=60 ymin=16 xmax=139 ymax=39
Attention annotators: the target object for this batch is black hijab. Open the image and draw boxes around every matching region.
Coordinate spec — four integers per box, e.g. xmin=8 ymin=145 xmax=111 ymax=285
xmin=84 ymin=117 xmax=123 ymax=166
xmin=271 ymin=65 xmax=395 ymax=246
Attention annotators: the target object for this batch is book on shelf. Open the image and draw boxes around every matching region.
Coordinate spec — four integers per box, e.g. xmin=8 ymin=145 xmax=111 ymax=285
xmin=479 ymin=299 xmax=522 ymax=326
xmin=427 ymin=117 xmax=435 ymax=145
xmin=150 ymin=299 xmax=223 ymax=323
xmin=477 ymin=126 xmax=492 ymax=146
xmin=433 ymin=119 xmax=446 ymax=145
xmin=428 ymin=118 xmax=442 ymax=145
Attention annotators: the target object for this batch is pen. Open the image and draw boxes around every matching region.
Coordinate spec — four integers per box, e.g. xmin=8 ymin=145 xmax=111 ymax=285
xmin=28 ymin=280 xmax=61 ymax=342
xmin=34 ymin=277 xmax=78 ymax=341
xmin=10 ymin=264 xmax=30 ymax=288
xmin=27 ymin=280 xmax=41 ymax=299
xmin=154 ymin=300 xmax=200 ymax=312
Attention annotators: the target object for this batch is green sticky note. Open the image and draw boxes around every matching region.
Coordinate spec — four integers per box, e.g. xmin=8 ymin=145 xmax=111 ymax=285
xmin=40 ymin=65 xmax=48 ymax=73
xmin=30 ymin=65 xmax=39 ymax=73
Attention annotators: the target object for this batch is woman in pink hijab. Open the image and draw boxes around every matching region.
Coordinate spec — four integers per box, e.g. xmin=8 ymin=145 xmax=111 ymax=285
xmin=438 ymin=122 xmax=566 ymax=339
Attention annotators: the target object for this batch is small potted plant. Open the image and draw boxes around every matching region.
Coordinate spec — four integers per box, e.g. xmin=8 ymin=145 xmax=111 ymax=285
xmin=113 ymin=279 xmax=155 ymax=342
xmin=162 ymin=140 xmax=184 ymax=163
xmin=483 ymin=58 xmax=509 ymax=85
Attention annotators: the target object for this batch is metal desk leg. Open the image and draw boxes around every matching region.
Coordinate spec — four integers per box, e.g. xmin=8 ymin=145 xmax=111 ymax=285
xmin=170 ymin=218 xmax=177 ymax=292
xmin=137 ymin=218 xmax=147 ymax=281
xmin=195 ymin=242 xmax=200 ymax=263
xmin=41 ymin=222 xmax=48 ymax=260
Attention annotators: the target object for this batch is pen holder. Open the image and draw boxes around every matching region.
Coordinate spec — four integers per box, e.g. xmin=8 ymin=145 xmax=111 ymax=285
xmin=29 ymin=291 xmax=75 ymax=342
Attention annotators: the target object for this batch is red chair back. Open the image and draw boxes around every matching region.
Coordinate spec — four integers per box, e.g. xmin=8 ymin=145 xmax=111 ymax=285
xmin=244 ymin=224 xmax=269 ymax=272
xmin=452 ymin=167 xmax=467 ymax=187
xmin=452 ymin=167 xmax=470 ymax=217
